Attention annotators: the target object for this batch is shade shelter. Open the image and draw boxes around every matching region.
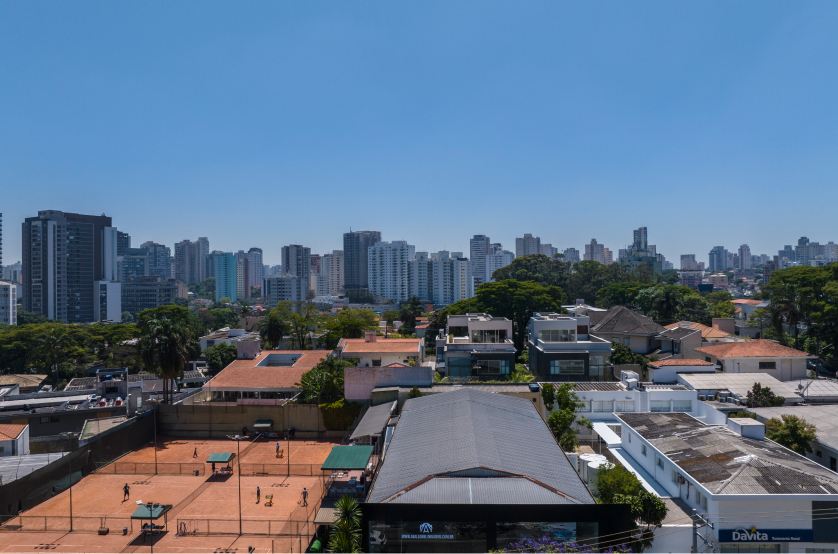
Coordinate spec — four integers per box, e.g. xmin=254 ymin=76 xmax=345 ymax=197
xmin=322 ymin=445 xmax=375 ymax=500
xmin=254 ymin=419 xmax=273 ymax=430
xmin=131 ymin=502 xmax=173 ymax=540
xmin=206 ymin=452 xmax=235 ymax=475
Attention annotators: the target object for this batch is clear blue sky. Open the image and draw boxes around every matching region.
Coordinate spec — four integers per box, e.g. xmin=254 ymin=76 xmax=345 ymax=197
xmin=2 ymin=1 xmax=837 ymax=266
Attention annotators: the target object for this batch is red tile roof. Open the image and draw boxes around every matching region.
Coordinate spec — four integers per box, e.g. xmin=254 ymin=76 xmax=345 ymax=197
xmin=695 ymin=340 xmax=813 ymax=359
xmin=383 ymin=363 xmax=408 ymax=368
xmin=204 ymin=350 xmax=331 ymax=390
xmin=338 ymin=338 xmax=421 ymax=354
xmin=649 ymin=359 xmax=715 ymax=368
xmin=732 ymin=299 xmax=763 ymax=305
xmin=0 ymin=424 xmax=27 ymax=440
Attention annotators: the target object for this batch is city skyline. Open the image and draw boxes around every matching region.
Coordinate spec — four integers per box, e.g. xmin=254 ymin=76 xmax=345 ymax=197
xmin=2 ymin=2 xmax=837 ymax=265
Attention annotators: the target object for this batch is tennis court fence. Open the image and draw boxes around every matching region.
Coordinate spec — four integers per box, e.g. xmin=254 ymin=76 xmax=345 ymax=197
xmin=95 ymin=462 xmax=206 ymax=475
xmin=0 ymin=515 xmax=135 ymax=534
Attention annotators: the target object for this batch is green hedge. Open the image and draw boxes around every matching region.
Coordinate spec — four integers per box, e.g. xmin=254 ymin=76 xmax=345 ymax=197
xmin=319 ymin=399 xmax=364 ymax=430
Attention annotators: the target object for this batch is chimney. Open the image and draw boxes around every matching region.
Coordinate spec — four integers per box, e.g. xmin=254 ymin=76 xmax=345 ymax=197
xmin=364 ymin=331 xmax=377 ymax=343
xmin=727 ymin=417 xmax=765 ymax=440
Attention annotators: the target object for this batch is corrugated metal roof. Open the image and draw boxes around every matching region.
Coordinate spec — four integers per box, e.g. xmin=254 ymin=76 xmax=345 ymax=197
xmin=350 ymin=401 xmax=396 ymax=440
xmin=386 ymin=477 xmax=577 ymax=504
xmin=749 ymin=404 xmax=838 ymax=452
xmin=368 ymin=388 xmax=593 ymax=504
xmin=618 ymin=412 xmax=838 ymax=495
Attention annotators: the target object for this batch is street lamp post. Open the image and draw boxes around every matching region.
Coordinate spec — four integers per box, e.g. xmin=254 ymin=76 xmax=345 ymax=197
xmin=236 ymin=436 xmax=242 ymax=535
xmin=61 ymin=433 xmax=73 ymax=532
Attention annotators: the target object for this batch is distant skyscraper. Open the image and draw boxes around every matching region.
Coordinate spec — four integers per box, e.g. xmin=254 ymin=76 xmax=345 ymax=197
xmin=708 ymin=246 xmax=727 ymax=272
xmin=563 ymin=248 xmax=580 ymax=264
xmin=319 ymin=250 xmax=344 ymax=296
xmin=368 ymin=241 xmax=415 ymax=302
xmin=215 ymin=253 xmax=237 ymax=302
xmin=738 ymin=244 xmax=752 ymax=270
xmin=0 ymin=280 xmax=17 ymax=325
xmin=584 ymin=239 xmax=607 ymax=264
xmin=681 ymin=254 xmax=698 ymax=270
xmin=141 ymin=241 xmax=172 ymax=280
xmin=282 ymin=244 xmax=311 ymax=300
xmin=485 ymin=249 xmax=514 ymax=283
xmin=175 ymin=237 xmax=210 ymax=284
xmin=632 ymin=227 xmax=648 ymax=252
xmin=469 ymin=235 xmax=490 ymax=291
xmin=430 ymin=254 xmax=473 ymax=306
xmin=117 ymin=231 xmax=131 ymax=256
xmin=408 ymin=252 xmax=431 ymax=300
xmin=343 ymin=230 xmax=381 ymax=291
xmin=22 ymin=210 xmax=121 ymax=323
xmin=540 ymin=244 xmax=558 ymax=257
xmin=515 ymin=234 xmax=541 ymax=257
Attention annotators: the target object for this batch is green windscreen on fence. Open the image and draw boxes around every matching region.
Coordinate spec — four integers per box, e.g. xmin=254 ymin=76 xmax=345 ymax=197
xmin=131 ymin=504 xmax=172 ymax=520
xmin=206 ymin=452 xmax=235 ymax=463
xmin=320 ymin=445 xmax=374 ymax=470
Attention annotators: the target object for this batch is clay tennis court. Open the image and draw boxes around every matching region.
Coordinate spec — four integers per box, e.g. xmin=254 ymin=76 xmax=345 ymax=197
xmin=241 ymin=439 xmax=340 ymax=465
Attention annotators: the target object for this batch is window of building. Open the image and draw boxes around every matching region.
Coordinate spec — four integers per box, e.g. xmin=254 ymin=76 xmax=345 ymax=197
xmin=624 ymin=338 xmax=631 ymax=346
xmin=559 ymin=360 xmax=584 ymax=375
xmin=40 ymin=416 xmax=49 ymax=424
xmin=657 ymin=457 xmax=664 ymax=469
xmin=758 ymin=361 xmax=777 ymax=370
xmin=641 ymin=444 xmax=647 ymax=456
xmin=673 ymin=400 xmax=692 ymax=412
xmin=702 ymin=495 xmax=708 ymax=510
xmin=578 ymin=401 xmax=591 ymax=413
xmin=671 ymin=469 xmax=679 ymax=483
xmin=817 ymin=450 xmax=823 ymax=458
xmin=651 ymin=400 xmax=670 ymax=412
xmin=615 ymin=400 xmax=635 ymax=412
xmin=589 ymin=356 xmax=608 ymax=382
xmin=593 ymin=400 xmax=612 ymax=412
xmin=628 ymin=433 xmax=631 ymax=443
xmin=539 ymin=329 xmax=577 ymax=342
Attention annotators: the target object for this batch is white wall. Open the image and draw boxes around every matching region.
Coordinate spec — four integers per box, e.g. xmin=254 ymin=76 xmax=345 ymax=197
xmin=344 ymin=365 xmax=433 ymax=402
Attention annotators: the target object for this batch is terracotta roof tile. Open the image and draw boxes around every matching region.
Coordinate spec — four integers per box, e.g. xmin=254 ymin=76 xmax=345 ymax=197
xmin=339 ymin=338 xmax=422 ymax=354
xmin=0 ymin=424 xmax=27 ymax=440
xmin=649 ymin=359 xmax=715 ymax=368
xmin=695 ymin=340 xmax=813 ymax=359
xmin=204 ymin=350 xmax=331 ymax=390
xmin=732 ymin=299 xmax=763 ymax=305
xmin=665 ymin=321 xmax=730 ymax=339
xmin=383 ymin=363 xmax=408 ymax=368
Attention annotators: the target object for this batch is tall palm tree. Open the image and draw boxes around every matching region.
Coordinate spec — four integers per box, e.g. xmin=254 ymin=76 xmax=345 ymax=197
xmin=139 ymin=318 xmax=191 ymax=404
xmin=328 ymin=495 xmax=361 ymax=553
xmin=37 ymin=328 xmax=74 ymax=386
xmin=259 ymin=312 xmax=286 ymax=349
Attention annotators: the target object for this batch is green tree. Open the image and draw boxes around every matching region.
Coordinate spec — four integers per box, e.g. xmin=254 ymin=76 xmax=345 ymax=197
xmin=295 ymin=355 xmax=353 ymax=403
xmin=610 ymin=342 xmax=649 ymax=372
xmin=592 ymin=462 xmax=642 ymax=504
xmin=219 ymin=296 xmax=232 ymax=304
xmin=765 ymin=414 xmax=817 ymax=455
xmin=258 ymin=311 xmax=287 ymax=349
xmin=744 ymin=382 xmax=784 ymax=408
xmin=595 ymin=282 xmax=650 ymax=310
xmin=138 ymin=318 xmax=193 ymax=403
xmin=36 ymin=327 xmax=76 ymax=385
xmin=137 ymin=305 xmax=193 ymax=330
xmin=541 ymin=382 xmax=556 ymax=411
xmin=614 ymin=490 xmax=668 ymax=552
xmin=399 ymin=296 xmax=424 ymax=335
xmin=204 ymin=342 xmax=238 ymax=375
xmin=319 ymin=308 xmax=378 ymax=349
xmin=509 ymin=363 xmax=536 ymax=383
xmin=407 ymin=385 xmax=423 ymax=399
xmin=171 ymin=297 xmax=190 ymax=308
xmin=546 ymin=383 xmax=592 ymax=451
xmin=17 ymin=311 xmax=51 ymax=325
xmin=328 ymin=494 xmax=362 ymax=553
xmin=208 ymin=308 xmax=239 ymax=329
xmin=634 ymin=285 xmax=689 ymax=322
xmin=490 ymin=254 xmax=573 ymax=290
xmin=121 ymin=311 xmax=136 ymax=323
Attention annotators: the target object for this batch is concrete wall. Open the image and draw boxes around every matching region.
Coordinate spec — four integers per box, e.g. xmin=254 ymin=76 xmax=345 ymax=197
xmin=344 ymin=365 xmax=433 ymax=403
xmin=712 ymin=356 xmax=808 ymax=381
xmin=649 ymin=364 xmax=714 ymax=383
xmin=157 ymin=403 xmax=344 ymax=439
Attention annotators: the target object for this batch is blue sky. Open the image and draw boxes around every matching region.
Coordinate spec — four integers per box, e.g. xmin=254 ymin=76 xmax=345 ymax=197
xmin=2 ymin=1 xmax=837 ymax=266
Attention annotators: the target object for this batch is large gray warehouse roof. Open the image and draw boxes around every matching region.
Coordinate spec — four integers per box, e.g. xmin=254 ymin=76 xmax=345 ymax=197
xmin=367 ymin=388 xmax=593 ymax=504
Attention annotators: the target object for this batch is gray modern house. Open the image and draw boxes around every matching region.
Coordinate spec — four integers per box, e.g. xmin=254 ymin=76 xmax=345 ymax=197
xmin=436 ymin=313 xmax=516 ymax=380
xmin=527 ymin=313 xmax=613 ymax=382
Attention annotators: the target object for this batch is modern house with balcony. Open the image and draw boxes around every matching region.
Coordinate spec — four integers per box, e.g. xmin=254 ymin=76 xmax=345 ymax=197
xmin=527 ymin=313 xmax=613 ymax=382
xmin=435 ymin=313 xmax=517 ymax=379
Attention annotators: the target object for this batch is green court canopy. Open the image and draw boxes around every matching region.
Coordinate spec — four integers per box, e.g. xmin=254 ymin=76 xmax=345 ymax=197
xmin=206 ymin=452 xmax=235 ymax=463
xmin=131 ymin=504 xmax=172 ymax=520
xmin=321 ymin=445 xmax=374 ymax=470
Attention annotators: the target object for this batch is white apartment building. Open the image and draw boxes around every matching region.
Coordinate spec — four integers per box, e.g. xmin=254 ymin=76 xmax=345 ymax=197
xmin=515 ymin=233 xmax=541 ymax=257
xmin=321 ymin=250 xmax=344 ymax=296
xmin=408 ymin=252 xmax=430 ymax=300
xmin=563 ymin=248 xmax=580 ymax=264
xmin=540 ymin=243 xmax=558 ymax=257
xmin=485 ymin=249 xmax=514 ymax=283
xmin=262 ymin=274 xmax=303 ymax=306
xmin=0 ymin=281 xmax=17 ymax=325
xmin=368 ymin=241 xmax=415 ymax=303
xmin=738 ymin=244 xmax=752 ymax=270
xmin=430 ymin=255 xmax=473 ymax=306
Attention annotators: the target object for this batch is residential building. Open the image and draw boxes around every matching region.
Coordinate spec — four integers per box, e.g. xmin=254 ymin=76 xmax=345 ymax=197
xmin=655 ymin=326 xmax=702 ymax=360
xmin=236 ymin=258 xmax=247 ymax=299
xmin=121 ymin=276 xmax=178 ymax=317
xmin=363 ymin=389 xmax=629 ymax=553
xmin=343 ymin=230 xmax=381 ymax=292
xmin=368 ymin=240 xmax=414 ymax=303
xmin=738 ymin=244 xmax=752 ymax=270
xmin=646 ymin=358 xmax=716 ymax=382
xmin=469 ymin=234 xmax=490 ymax=290
xmin=485 ymin=249 xmax=514 ymax=283
xmin=763 ymin=260 xmax=777 ymax=284
xmin=337 ymin=332 xmax=424 ymax=367
xmin=435 ymin=313 xmax=516 ymax=379
xmin=234 ymin=248 xmax=263 ymax=295
xmin=174 ymin=238 xmax=209 ymax=284
xmin=140 ymin=241 xmax=172 ymax=280
xmin=678 ymin=269 xmax=703 ymax=288
xmin=262 ymin=274 xmax=304 ymax=306
xmin=695 ymin=339 xmax=814 ymax=381
xmin=731 ymin=298 xmax=766 ymax=321
xmin=344 ymin=363 xmax=433 ymax=404
xmin=540 ymin=243 xmax=558 ymax=257
xmin=408 ymin=251 xmax=430 ymax=300
xmin=680 ymin=254 xmax=698 ymax=270
xmin=203 ymin=350 xmax=332 ymax=402
xmin=0 ymin=280 xmax=17 ymax=325
xmin=430 ymin=254 xmax=473 ymax=306
xmin=676 ymin=372 xmax=803 ymax=406
xmin=707 ymin=273 xmax=728 ymax=286
xmin=281 ymin=244 xmax=311 ymax=300
xmin=708 ymin=245 xmax=728 ymax=272
xmin=317 ymin=250 xmax=344 ymax=296
xmin=119 ymin=247 xmax=150 ymax=281
xmin=563 ymin=247 xmax=580 ymax=264
xmin=0 ymin=212 xmax=3 ymax=268
xmin=116 ymin=231 xmax=130 ymax=255
xmin=214 ymin=252 xmax=237 ymax=302
xmin=663 ymin=320 xmax=735 ymax=344
xmin=22 ymin=211 xmax=121 ymax=323
xmin=588 ymin=305 xmax=666 ymax=355
xmin=527 ymin=312 xmax=613 ymax=382
xmin=614 ymin=412 xmax=838 ymax=553
xmin=515 ymin=233 xmax=541 ymax=257
xmin=584 ymin=239 xmax=607 ymax=264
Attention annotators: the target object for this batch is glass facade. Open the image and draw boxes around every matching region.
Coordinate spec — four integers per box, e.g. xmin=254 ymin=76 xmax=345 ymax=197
xmin=550 ymin=360 xmax=584 ymax=375
xmin=539 ymin=329 xmax=577 ymax=342
xmin=447 ymin=357 xmax=472 ymax=378
xmin=589 ymin=356 xmax=608 ymax=381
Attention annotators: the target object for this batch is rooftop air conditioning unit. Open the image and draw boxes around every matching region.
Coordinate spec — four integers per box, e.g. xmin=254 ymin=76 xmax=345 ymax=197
xmin=698 ymin=395 xmax=706 ymax=401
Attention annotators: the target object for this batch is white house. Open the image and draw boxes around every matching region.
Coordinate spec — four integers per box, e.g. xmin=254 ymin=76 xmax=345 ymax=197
xmin=696 ymin=340 xmax=814 ymax=382
xmin=614 ymin=412 xmax=838 ymax=553
xmin=0 ymin=424 xmax=29 ymax=457
xmin=337 ymin=333 xmax=424 ymax=368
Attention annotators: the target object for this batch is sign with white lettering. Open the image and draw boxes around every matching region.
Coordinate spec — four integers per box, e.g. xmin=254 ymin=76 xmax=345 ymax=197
xmin=719 ymin=527 xmax=813 ymax=543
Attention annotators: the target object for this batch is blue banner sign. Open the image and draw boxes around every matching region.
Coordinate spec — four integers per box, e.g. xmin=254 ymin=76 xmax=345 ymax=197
xmin=719 ymin=528 xmax=813 ymax=543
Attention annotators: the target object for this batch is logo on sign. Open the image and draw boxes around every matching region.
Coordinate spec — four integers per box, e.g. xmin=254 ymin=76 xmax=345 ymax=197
xmin=732 ymin=527 xmax=768 ymax=542
xmin=419 ymin=523 xmax=433 ymax=533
